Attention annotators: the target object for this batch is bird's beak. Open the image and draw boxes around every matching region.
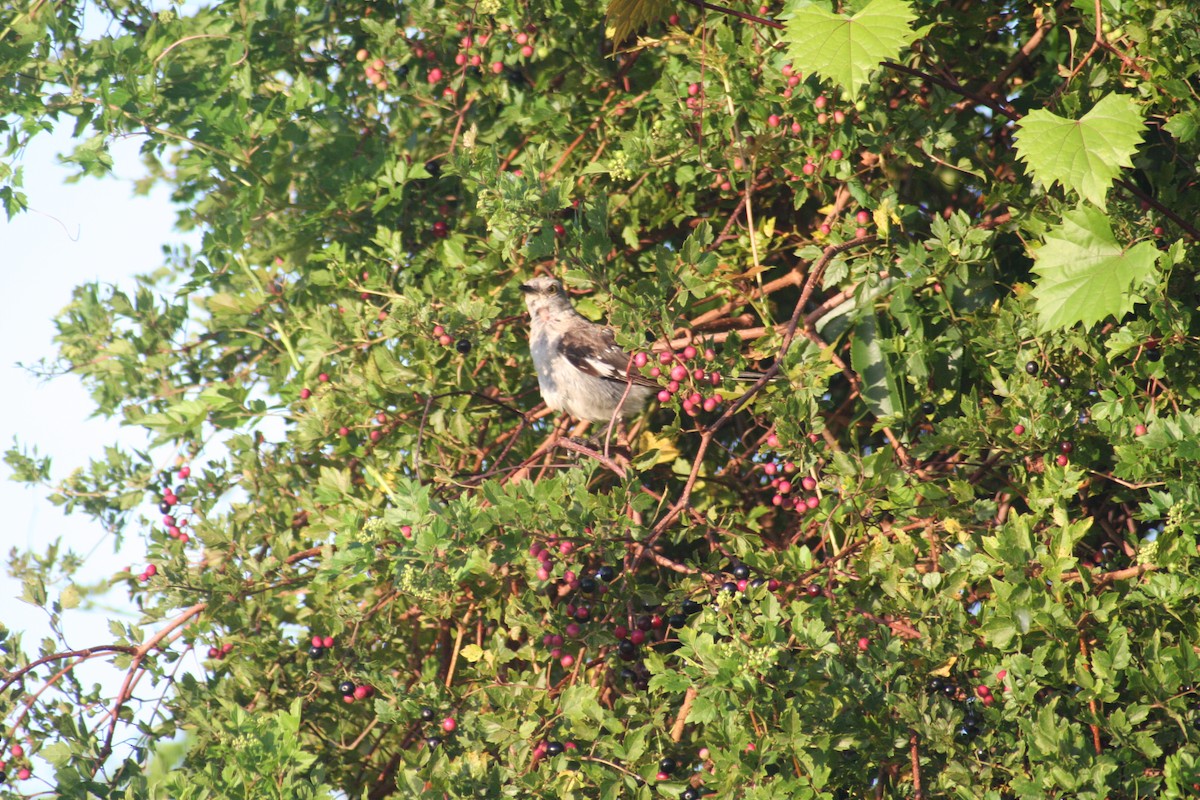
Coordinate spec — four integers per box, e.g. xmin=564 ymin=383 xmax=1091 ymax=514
xmin=518 ymin=283 xmax=533 ymax=294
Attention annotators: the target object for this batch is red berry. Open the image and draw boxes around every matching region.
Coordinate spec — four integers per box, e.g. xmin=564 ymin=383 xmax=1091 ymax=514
xmin=857 ymin=636 xmax=869 ymax=651
xmin=767 ymin=114 xmax=780 ymax=127
xmin=1013 ymin=424 xmax=1025 ymax=435
xmin=560 ymin=653 xmax=575 ymax=668
xmin=855 ymin=210 xmax=870 ymax=224
xmin=830 ymin=148 xmax=844 ymax=160
xmin=442 ymin=717 xmax=457 ymax=732
xmin=668 ymin=14 xmax=680 ymax=24
xmin=1134 ymin=423 xmax=1147 ymax=436
xmin=1055 ymin=454 xmax=1069 ymax=467
xmin=355 ymin=49 xmax=369 ymax=62
xmin=353 ymin=685 xmax=371 ymax=700
xmin=299 ymin=388 xmax=311 ymax=399
xmin=814 ymin=95 xmax=827 ymax=109
xmin=553 ymin=223 xmax=566 ymax=237
xmin=318 ymin=372 xmax=329 ymax=382
xmin=144 ymin=564 xmax=157 ymax=578
xmin=614 ymin=625 xmax=628 ymax=640
xmin=428 ymin=67 xmax=443 ymax=83
xmin=11 ymin=744 xmax=24 ymax=758
xmin=338 ymin=426 xmax=350 ymax=436
xmin=976 ymin=684 xmax=991 ymax=698
xmin=515 ymin=32 xmax=528 ymax=44
xmin=17 ymin=767 xmax=31 ymax=780
xmin=521 ymin=44 xmax=534 ymax=57
xmin=491 ymin=61 xmax=504 ymax=74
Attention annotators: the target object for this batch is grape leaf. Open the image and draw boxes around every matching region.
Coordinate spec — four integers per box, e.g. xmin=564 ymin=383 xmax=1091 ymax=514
xmin=1013 ymin=94 xmax=1145 ymax=209
xmin=783 ymin=0 xmax=918 ymax=96
xmin=606 ymin=0 xmax=669 ymax=45
xmin=1030 ymin=207 xmax=1159 ymax=332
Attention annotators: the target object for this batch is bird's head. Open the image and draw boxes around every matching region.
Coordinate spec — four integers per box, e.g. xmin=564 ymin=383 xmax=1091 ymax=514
xmin=519 ymin=276 xmax=571 ymax=319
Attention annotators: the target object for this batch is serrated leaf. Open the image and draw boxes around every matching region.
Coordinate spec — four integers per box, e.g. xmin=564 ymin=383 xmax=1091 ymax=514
xmin=1163 ymin=109 xmax=1199 ymax=144
xmin=784 ymin=0 xmax=918 ymax=96
xmin=1013 ymin=94 xmax=1145 ymax=209
xmin=606 ymin=0 xmax=669 ymax=45
xmin=1030 ymin=207 xmax=1159 ymax=331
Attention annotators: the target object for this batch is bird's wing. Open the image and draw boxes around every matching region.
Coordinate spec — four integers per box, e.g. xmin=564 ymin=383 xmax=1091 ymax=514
xmin=560 ymin=325 xmax=660 ymax=389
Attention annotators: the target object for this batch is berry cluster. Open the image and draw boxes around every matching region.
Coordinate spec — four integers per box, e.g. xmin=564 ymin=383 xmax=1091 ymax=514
xmin=337 ymin=680 xmax=374 ymax=704
xmin=206 ymin=642 xmax=234 ymax=660
xmin=156 ymin=464 xmax=195 ymax=552
xmin=1 ymin=743 xmax=31 ymax=783
xmin=634 ymin=345 xmax=724 ymax=415
xmin=307 ymin=634 xmax=336 ymax=659
xmin=417 ymin=706 xmax=457 ymax=749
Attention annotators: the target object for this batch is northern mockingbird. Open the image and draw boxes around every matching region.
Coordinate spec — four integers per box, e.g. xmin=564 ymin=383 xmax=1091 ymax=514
xmin=519 ymin=276 xmax=658 ymax=423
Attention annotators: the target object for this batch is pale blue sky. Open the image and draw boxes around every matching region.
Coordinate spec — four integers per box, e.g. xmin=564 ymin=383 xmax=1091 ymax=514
xmin=0 ymin=123 xmax=195 ymax=696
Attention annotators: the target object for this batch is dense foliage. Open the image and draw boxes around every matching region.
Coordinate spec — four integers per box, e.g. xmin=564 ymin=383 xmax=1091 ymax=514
xmin=3 ymin=0 xmax=1200 ymax=796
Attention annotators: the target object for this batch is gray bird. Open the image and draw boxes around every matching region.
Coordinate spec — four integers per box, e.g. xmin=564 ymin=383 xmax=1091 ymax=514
xmin=519 ymin=276 xmax=659 ymax=423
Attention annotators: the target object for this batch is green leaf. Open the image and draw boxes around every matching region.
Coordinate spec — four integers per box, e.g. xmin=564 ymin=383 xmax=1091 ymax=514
xmin=605 ymin=0 xmax=669 ymax=45
xmin=1163 ymin=109 xmax=1200 ymax=144
xmin=783 ymin=0 xmax=918 ymax=96
xmin=849 ymin=312 xmax=899 ymax=418
xmin=1030 ymin=207 xmax=1159 ymax=331
xmin=1013 ymin=94 xmax=1145 ymax=209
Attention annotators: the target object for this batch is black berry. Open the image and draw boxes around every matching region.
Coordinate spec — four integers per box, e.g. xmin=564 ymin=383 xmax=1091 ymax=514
xmin=659 ymin=756 xmax=677 ymax=774
xmin=595 ymin=565 xmax=617 ymax=582
xmin=730 ymin=563 xmax=750 ymax=580
xmin=455 ymin=338 xmax=472 ymax=354
xmin=1024 ymin=361 xmax=1038 ymax=375
xmin=545 ymin=741 xmax=564 ymax=756
xmin=420 ymin=706 xmax=435 ymax=721
xmin=308 ymin=645 xmax=325 ymax=659
xmin=338 ymin=680 xmax=355 ymax=696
